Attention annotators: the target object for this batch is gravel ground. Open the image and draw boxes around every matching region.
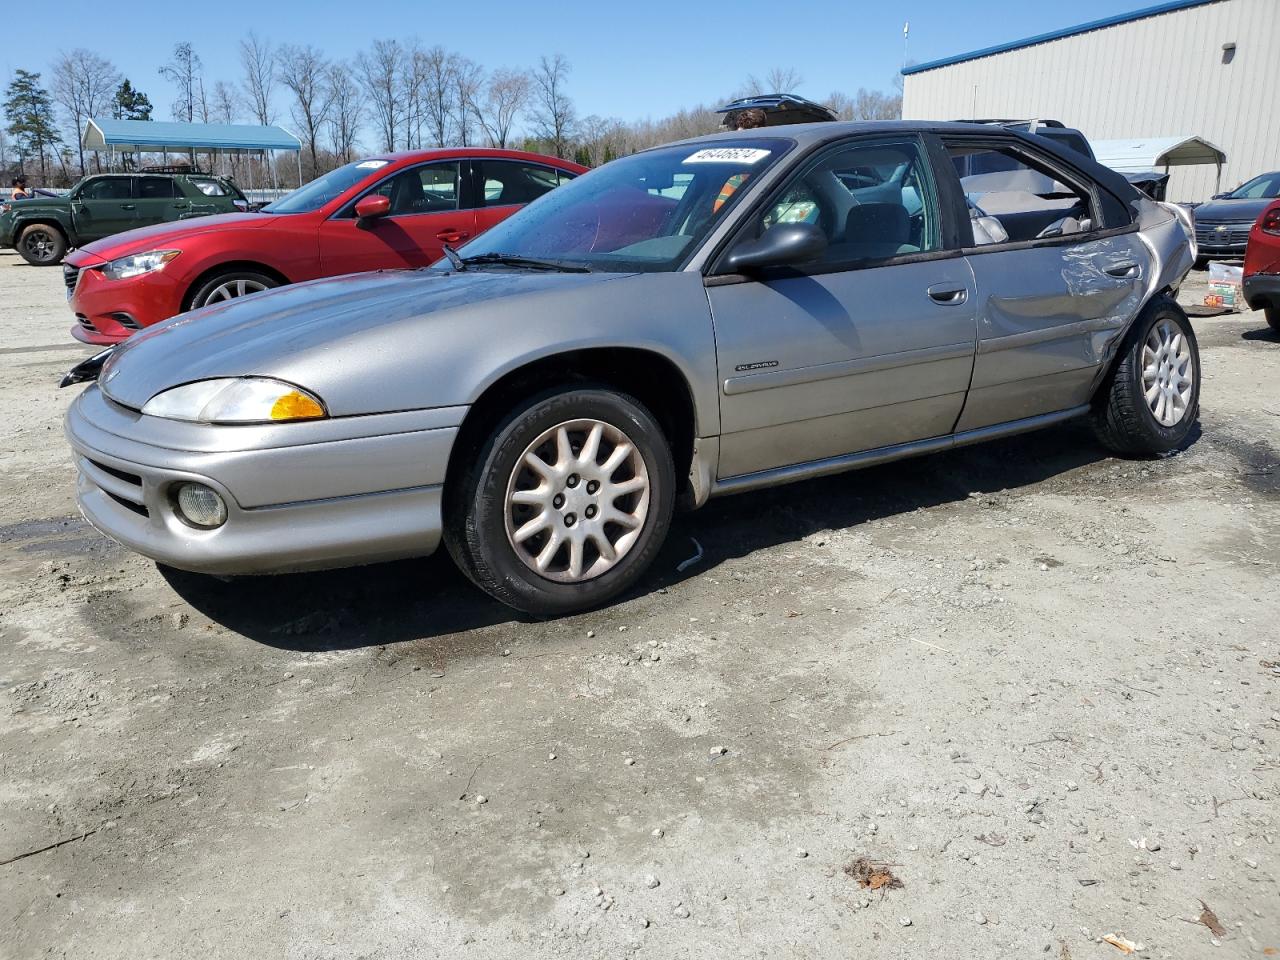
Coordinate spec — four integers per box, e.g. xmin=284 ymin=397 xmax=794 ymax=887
xmin=1 ymin=248 xmax=1277 ymax=960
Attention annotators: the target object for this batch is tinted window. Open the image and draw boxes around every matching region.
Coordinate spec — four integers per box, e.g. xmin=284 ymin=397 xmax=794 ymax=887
xmin=1228 ymin=173 xmax=1280 ymax=199
xmin=478 ymin=160 xmax=572 ymax=206
xmin=80 ymin=178 xmax=132 ymax=201
xmin=744 ymin=138 xmax=941 ymax=266
xmin=946 ymin=142 xmax=1096 ymax=244
xmin=136 ymin=177 xmax=177 ymax=199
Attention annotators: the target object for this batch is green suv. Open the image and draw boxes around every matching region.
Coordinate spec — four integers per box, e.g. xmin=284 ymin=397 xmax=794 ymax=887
xmin=0 ymin=172 xmax=248 ymax=266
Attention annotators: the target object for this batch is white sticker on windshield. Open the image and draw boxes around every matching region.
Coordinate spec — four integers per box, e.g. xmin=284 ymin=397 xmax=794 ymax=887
xmin=356 ymin=160 xmax=389 ymax=169
xmin=683 ymin=148 xmax=771 ymax=165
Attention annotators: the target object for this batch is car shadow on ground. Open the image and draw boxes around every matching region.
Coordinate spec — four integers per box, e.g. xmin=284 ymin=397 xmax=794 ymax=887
xmin=1241 ymin=326 xmax=1279 ymax=343
xmin=161 ymin=419 xmax=1150 ymax=653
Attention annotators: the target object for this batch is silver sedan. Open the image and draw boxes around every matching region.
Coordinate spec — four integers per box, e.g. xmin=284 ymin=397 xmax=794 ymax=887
xmin=63 ymin=121 xmax=1199 ymax=615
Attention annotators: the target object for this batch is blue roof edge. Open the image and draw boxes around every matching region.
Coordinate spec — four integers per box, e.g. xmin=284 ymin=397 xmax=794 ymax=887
xmin=902 ymin=0 xmax=1220 ymax=75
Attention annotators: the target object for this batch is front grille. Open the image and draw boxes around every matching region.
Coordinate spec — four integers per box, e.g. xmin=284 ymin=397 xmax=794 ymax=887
xmin=105 ymin=491 xmax=149 ymax=517
xmin=110 ymin=312 xmax=140 ymax=331
xmin=1194 ymin=220 xmax=1251 ymax=246
xmin=63 ymin=263 xmax=80 ymax=294
xmin=89 ymin=458 xmax=142 ymax=488
xmin=75 ymin=314 xmax=98 ymax=332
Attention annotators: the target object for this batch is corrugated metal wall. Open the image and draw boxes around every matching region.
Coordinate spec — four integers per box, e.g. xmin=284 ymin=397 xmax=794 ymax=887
xmin=902 ymin=0 xmax=1279 ymax=201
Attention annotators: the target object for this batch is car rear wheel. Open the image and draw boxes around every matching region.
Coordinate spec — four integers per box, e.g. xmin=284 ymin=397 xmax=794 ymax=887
xmin=17 ymin=224 xmax=67 ymax=266
xmin=445 ymin=387 xmax=676 ymax=615
xmin=1092 ymin=295 xmax=1200 ymax=456
xmin=188 ymin=270 xmax=279 ymax=310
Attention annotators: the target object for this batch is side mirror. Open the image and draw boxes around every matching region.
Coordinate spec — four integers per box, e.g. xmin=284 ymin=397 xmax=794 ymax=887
xmin=1211 ymin=193 xmax=1227 ymax=200
xmin=726 ymin=221 xmax=828 ymax=272
xmin=355 ymin=194 xmax=391 ymax=220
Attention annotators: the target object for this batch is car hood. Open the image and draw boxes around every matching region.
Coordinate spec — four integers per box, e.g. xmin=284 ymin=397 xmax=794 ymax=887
xmin=1193 ymin=197 xmax=1274 ymax=223
xmin=100 ymin=268 xmax=635 ymax=414
xmin=71 ymin=212 xmax=280 ymax=265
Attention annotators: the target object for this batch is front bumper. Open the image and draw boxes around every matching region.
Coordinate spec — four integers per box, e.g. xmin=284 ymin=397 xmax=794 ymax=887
xmin=67 ymin=258 xmax=186 ymax=345
xmin=65 ymin=386 xmax=464 ymax=575
xmin=1243 ymin=273 xmax=1280 ymax=312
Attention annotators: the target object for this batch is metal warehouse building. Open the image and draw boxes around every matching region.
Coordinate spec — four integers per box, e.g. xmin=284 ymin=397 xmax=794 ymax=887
xmin=901 ymin=0 xmax=1279 ymax=202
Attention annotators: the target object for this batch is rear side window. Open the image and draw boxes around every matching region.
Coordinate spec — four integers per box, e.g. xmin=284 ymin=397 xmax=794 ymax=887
xmin=946 ymin=142 xmax=1098 ymax=246
xmin=136 ymin=177 xmax=178 ymax=199
xmin=80 ymin=178 xmax=132 ymax=201
xmin=189 ymin=178 xmax=229 ymax=197
xmin=477 ymin=160 xmax=573 ymax=206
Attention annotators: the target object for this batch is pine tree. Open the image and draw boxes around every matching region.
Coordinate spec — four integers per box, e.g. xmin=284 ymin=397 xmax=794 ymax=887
xmin=111 ymin=79 xmax=153 ymax=120
xmin=3 ymin=70 xmax=61 ymax=182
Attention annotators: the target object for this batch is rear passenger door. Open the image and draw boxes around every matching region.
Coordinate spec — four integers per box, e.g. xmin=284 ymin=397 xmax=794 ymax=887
xmin=938 ymin=135 xmax=1148 ymax=430
xmin=707 ymin=135 xmax=978 ymax=478
xmin=132 ymin=176 xmax=184 ymax=227
xmin=472 ymin=159 xmax=576 ymax=236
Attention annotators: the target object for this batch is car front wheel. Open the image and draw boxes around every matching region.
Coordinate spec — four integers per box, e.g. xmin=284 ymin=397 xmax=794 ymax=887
xmin=188 ymin=270 xmax=279 ymax=310
xmin=446 ymin=387 xmax=676 ymax=615
xmin=17 ymin=223 xmax=67 ymax=265
xmin=1092 ymin=295 xmax=1200 ymax=456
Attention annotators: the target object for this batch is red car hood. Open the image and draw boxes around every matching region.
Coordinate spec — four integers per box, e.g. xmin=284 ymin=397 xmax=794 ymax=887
xmin=68 ymin=213 xmax=283 ymax=266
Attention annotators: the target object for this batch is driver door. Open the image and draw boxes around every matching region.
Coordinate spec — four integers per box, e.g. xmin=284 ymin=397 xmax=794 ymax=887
xmin=71 ymin=177 xmax=137 ymax=241
xmin=707 ymin=136 xmax=977 ymax=478
xmin=318 ymin=161 xmax=476 ymax=274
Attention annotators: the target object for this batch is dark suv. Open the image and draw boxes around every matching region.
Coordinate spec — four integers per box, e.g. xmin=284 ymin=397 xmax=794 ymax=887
xmin=0 ymin=172 xmax=247 ymax=265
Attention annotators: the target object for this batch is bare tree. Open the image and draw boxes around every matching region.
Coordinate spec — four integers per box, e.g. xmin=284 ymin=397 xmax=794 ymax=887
xmin=475 ymin=68 xmax=529 ymax=149
xmin=531 ymin=54 xmax=575 ymax=159
xmin=828 ymin=87 xmax=901 ymax=121
xmin=158 ymin=42 xmax=203 ymax=123
xmin=452 ymin=57 xmax=484 ymax=147
xmin=743 ymin=67 xmax=804 ymax=95
xmin=51 ymin=49 xmax=120 ymax=174
xmin=210 ymin=81 xmax=238 ymax=124
xmin=239 ymin=33 xmax=275 ymax=126
xmin=356 ymin=39 xmax=403 ymax=151
xmin=278 ymin=44 xmax=334 ymax=178
xmin=399 ymin=41 xmax=427 ymax=150
xmin=326 ymin=62 xmax=363 ymax=164
xmin=419 ymin=46 xmax=456 ymax=148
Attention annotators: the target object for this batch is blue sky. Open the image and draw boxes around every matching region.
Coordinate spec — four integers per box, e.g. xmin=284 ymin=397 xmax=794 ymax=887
xmin=8 ymin=0 xmax=1146 ymax=129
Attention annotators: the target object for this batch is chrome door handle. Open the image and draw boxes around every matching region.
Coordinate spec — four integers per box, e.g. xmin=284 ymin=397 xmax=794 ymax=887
xmin=1105 ymin=262 xmax=1141 ymax=279
xmin=927 ymin=284 xmax=968 ymax=305
xmin=120 ymin=204 xmax=136 ymax=210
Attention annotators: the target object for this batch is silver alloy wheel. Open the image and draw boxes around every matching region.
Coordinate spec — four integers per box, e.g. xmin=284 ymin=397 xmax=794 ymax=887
xmin=1141 ymin=320 xmax=1195 ymax=427
xmin=202 ymin=277 xmax=269 ymax=303
xmin=22 ymin=230 xmax=56 ymax=262
xmin=504 ymin=418 xmax=650 ymax=584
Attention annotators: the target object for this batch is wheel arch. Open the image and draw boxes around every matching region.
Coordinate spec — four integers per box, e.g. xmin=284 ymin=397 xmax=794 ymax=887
xmin=181 ymin=260 xmax=291 ymax=311
xmin=444 ymin=346 xmax=700 ymax=514
xmin=16 ymin=216 xmax=71 ymax=242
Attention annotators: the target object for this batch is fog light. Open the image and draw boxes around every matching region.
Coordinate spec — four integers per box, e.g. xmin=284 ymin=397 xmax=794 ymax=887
xmin=174 ymin=482 xmax=227 ymax=529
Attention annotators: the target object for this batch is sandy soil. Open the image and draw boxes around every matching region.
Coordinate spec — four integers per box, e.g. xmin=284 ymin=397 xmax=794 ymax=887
xmin=0 ymin=248 xmax=1276 ymax=960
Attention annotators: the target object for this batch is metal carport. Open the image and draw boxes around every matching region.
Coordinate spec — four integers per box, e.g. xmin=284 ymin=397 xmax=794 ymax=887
xmin=82 ymin=119 xmax=303 ymax=188
xmin=1091 ymin=136 xmax=1227 ymax=193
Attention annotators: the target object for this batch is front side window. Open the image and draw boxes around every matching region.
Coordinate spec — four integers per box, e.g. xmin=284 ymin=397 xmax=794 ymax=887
xmin=79 ymin=178 xmax=132 ymax=201
xmin=350 ymin=162 xmax=461 ymax=216
xmin=456 ymin=139 xmax=792 ymax=272
xmin=947 ymin=142 xmax=1097 ymax=245
xmin=136 ymin=177 xmax=177 ymax=199
xmin=479 ymin=160 xmax=573 ymax=206
xmin=745 ymin=138 xmax=941 ymax=266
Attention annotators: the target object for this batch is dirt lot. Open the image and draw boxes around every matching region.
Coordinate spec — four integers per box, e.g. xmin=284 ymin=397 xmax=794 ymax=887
xmin=1 ymin=248 xmax=1277 ymax=960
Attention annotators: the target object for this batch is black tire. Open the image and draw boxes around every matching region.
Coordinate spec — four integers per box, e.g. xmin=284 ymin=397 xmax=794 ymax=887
xmin=1091 ymin=295 xmax=1200 ymax=457
xmin=445 ymin=387 xmax=676 ymax=615
xmin=1266 ymin=306 xmax=1280 ymax=334
xmin=17 ymin=223 xmax=67 ymax=266
xmin=187 ymin=270 xmax=279 ymax=310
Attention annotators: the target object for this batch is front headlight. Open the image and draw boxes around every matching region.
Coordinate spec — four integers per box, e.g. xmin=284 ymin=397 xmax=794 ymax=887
xmin=141 ymin=378 xmax=327 ymax=424
xmin=101 ymin=249 xmax=181 ymax=281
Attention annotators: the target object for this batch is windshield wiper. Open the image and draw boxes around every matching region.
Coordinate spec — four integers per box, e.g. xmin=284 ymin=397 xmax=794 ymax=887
xmin=441 ymin=243 xmax=466 ymax=271
xmin=459 ymin=253 xmax=590 ymax=273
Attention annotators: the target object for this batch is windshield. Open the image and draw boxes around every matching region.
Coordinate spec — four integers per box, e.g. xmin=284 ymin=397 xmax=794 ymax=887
xmin=1227 ymin=172 xmax=1280 ymax=200
xmin=455 ymin=139 xmax=792 ymax=272
xmin=262 ymin=159 xmax=387 ymax=214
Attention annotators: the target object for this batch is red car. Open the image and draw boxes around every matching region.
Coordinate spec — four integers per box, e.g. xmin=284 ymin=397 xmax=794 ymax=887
xmin=1244 ymin=199 xmax=1280 ymax=334
xmin=64 ymin=149 xmax=586 ymax=344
